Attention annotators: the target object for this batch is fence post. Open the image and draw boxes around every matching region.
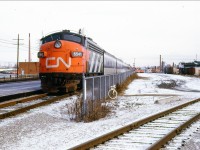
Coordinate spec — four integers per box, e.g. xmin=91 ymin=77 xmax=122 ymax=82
xmin=82 ymin=74 xmax=86 ymax=116
xmin=99 ymin=76 xmax=101 ymax=100
xmin=113 ymin=75 xmax=114 ymax=85
xmin=92 ymin=77 xmax=94 ymax=101
xmin=105 ymin=76 xmax=106 ymax=100
xmin=119 ymin=74 xmax=121 ymax=85
xmin=109 ymin=75 xmax=110 ymax=88
xmin=92 ymin=77 xmax=95 ymax=112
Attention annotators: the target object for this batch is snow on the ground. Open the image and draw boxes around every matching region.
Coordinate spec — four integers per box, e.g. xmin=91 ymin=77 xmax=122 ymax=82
xmin=0 ymin=73 xmax=200 ymax=150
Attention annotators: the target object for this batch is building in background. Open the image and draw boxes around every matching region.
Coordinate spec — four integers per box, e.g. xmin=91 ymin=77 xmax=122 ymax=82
xmin=178 ymin=61 xmax=200 ymax=76
xmin=19 ymin=62 xmax=39 ymax=75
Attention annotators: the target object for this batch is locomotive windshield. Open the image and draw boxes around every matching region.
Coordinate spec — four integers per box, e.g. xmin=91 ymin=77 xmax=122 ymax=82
xmin=41 ymin=33 xmax=61 ymax=44
xmin=41 ymin=32 xmax=83 ymax=45
xmin=63 ymin=33 xmax=82 ymax=43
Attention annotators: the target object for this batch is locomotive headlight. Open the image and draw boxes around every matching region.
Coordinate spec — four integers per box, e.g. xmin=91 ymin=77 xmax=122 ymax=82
xmin=71 ymin=51 xmax=83 ymax=58
xmin=37 ymin=52 xmax=45 ymax=58
xmin=54 ymin=40 xmax=62 ymax=48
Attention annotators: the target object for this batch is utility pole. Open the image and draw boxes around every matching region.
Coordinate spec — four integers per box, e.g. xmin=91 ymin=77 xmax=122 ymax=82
xmin=13 ymin=34 xmax=23 ymax=78
xmin=133 ymin=58 xmax=135 ymax=67
xmin=160 ymin=55 xmax=162 ymax=73
xmin=29 ymin=33 xmax=31 ymax=62
xmin=28 ymin=33 xmax=31 ymax=75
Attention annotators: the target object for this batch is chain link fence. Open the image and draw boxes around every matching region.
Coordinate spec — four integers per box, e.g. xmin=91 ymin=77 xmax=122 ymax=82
xmin=82 ymin=71 xmax=134 ymax=114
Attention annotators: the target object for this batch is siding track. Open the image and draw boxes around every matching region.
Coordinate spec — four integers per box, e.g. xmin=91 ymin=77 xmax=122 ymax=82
xmin=69 ymin=98 xmax=200 ymax=150
xmin=0 ymin=93 xmax=75 ymax=119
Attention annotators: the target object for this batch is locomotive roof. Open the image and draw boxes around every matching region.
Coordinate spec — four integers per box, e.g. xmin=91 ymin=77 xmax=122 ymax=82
xmin=41 ymin=30 xmax=99 ymax=46
xmin=41 ymin=30 xmax=83 ymax=40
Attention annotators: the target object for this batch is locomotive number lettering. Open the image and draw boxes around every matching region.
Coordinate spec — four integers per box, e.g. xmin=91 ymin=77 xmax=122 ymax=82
xmin=71 ymin=51 xmax=83 ymax=57
xmin=46 ymin=57 xmax=71 ymax=68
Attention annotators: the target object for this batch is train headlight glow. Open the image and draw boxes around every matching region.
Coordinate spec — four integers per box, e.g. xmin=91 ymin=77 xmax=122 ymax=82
xmin=37 ymin=52 xmax=45 ymax=58
xmin=71 ymin=51 xmax=83 ymax=58
xmin=54 ymin=40 xmax=62 ymax=48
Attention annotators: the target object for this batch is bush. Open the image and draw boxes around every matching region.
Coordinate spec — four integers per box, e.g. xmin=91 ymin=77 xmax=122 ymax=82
xmin=66 ymin=98 xmax=111 ymax=122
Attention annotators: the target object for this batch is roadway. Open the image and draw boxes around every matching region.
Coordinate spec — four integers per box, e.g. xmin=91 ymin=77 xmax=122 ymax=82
xmin=0 ymin=80 xmax=41 ymax=96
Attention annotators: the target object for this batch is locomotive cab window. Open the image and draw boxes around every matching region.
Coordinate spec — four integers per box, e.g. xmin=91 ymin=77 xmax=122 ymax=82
xmin=63 ymin=33 xmax=82 ymax=44
xmin=41 ymin=32 xmax=84 ymax=45
xmin=41 ymin=33 xmax=61 ymax=44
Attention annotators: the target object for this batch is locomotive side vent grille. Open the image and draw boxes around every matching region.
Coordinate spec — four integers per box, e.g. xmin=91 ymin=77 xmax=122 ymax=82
xmin=88 ymin=42 xmax=104 ymax=55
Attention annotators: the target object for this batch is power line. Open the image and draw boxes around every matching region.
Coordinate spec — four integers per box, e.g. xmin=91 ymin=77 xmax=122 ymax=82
xmin=0 ymin=40 xmax=15 ymax=45
xmin=0 ymin=37 xmax=39 ymax=50
xmin=0 ymin=42 xmax=39 ymax=51
xmin=0 ymin=38 xmax=14 ymax=43
xmin=0 ymin=45 xmax=38 ymax=53
xmin=0 ymin=44 xmax=16 ymax=48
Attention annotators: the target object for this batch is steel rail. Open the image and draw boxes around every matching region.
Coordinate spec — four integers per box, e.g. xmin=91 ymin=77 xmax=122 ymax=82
xmin=148 ymin=112 xmax=200 ymax=150
xmin=69 ymin=98 xmax=200 ymax=150
xmin=0 ymin=94 xmax=71 ymax=120
xmin=0 ymin=93 xmax=47 ymax=108
xmin=0 ymin=90 xmax=43 ymax=102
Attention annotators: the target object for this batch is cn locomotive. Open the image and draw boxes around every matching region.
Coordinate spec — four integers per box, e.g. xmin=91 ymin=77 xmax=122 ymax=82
xmin=38 ymin=30 xmax=131 ymax=93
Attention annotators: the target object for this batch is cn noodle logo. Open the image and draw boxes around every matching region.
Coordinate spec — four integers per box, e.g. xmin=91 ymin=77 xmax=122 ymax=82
xmin=46 ymin=57 xmax=71 ymax=68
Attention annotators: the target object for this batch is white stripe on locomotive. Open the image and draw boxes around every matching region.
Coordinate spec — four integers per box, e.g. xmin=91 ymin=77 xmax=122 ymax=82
xmin=94 ymin=53 xmax=100 ymax=73
xmin=89 ymin=52 xmax=96 ymax=73
xmin=98 ymin=55 xmax=103 ymax=73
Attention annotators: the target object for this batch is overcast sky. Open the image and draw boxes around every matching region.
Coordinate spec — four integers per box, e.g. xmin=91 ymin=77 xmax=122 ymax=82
xmin=0 ymin=1 xmax=200 ymax=67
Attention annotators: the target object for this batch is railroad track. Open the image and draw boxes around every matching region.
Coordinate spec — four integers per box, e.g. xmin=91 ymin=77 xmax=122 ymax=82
xmin=0 ymin=90 xmax=43 ymax=102
xmin=0 ymin=92 xmax=76 ymax=120
xmin=70 ymin=98 xmax=200 ymax=150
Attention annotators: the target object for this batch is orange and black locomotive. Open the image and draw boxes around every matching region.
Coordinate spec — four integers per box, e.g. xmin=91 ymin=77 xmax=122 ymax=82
xmin=38 ymin=30 xmax=131 ymax=93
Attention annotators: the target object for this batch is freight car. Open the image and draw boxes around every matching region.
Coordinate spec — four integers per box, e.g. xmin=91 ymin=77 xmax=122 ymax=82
xmin=38 ymin=30 xmax=131 ymax=93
